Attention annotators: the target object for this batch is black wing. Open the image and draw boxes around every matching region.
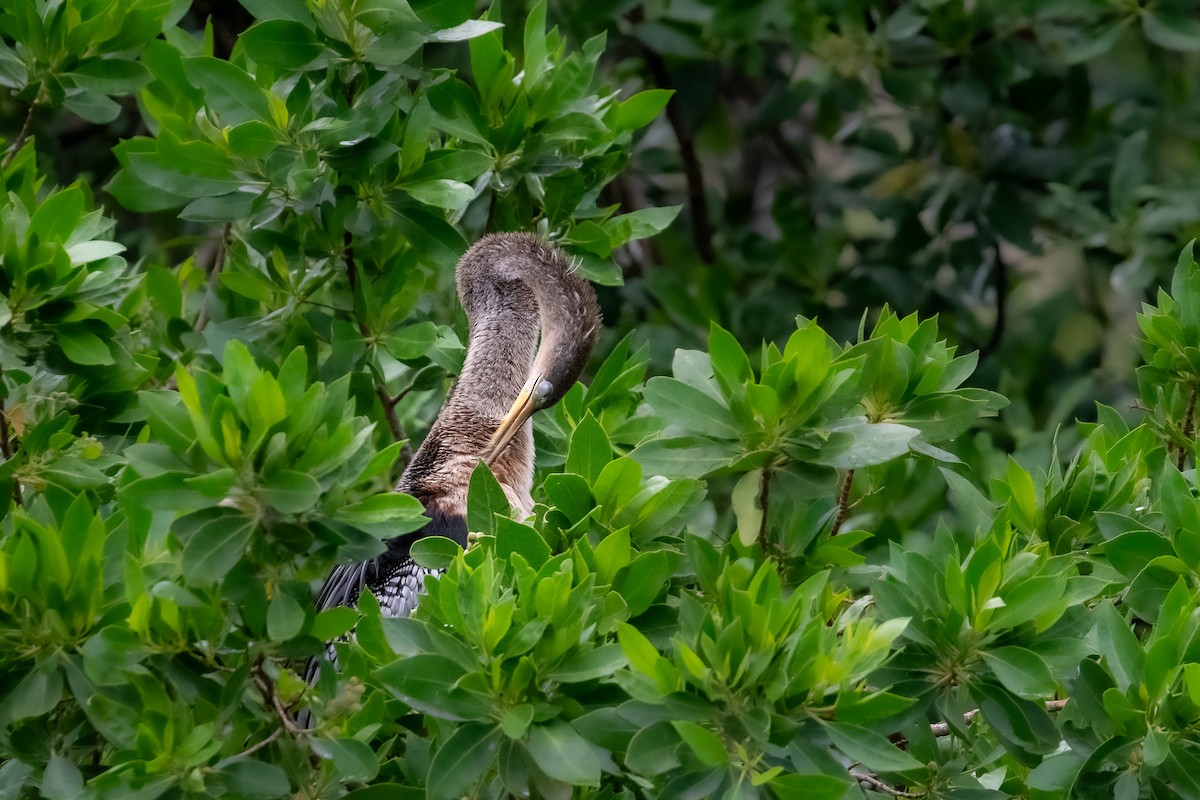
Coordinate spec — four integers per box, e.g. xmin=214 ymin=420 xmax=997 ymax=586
xmin=312 ymin=508 xmax=469 ymax=616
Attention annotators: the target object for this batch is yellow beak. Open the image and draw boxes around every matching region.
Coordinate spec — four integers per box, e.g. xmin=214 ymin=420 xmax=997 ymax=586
xmin=481 ymin=376 xmax=540 ymax=465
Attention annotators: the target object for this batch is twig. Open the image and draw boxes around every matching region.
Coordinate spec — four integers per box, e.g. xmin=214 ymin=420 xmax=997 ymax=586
xmin=0 ymin=367 xmax=20 ymax=506
xmin=1178 ymin=386 xmax=1197 ymax=471
xmin=212 ymin=727 xmax=282 ymax=770
xmin=343 ymin=232 xmax=412 ymax=458
xmin=757 ymin=468 xmax=773 ymax=553
xmin=978 ymin=239 xmax=1007 ymax=361
xmin=2 ymin=100 xmax=38 ymax=170
xmin=639 ymin=47 xmax=716 ymax=264
xmin=194 ymin=223 xmax=232 ymax=333
xmin=853 ymin=772 xmax=922 ymax=798
xmin=928 ymin=698 xmax=1067 ymax=738
xmin=252 ymin=658 xmax=304 ymax=735
xmin=831 ymin=469 xmax=855 ymax=536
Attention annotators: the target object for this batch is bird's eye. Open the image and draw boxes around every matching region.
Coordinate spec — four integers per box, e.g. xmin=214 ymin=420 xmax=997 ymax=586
xmin=535 ymin=379 xmax=553 ymax=401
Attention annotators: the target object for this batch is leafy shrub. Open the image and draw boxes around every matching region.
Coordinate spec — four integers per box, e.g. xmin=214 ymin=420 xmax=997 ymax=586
xmin=6 ymin=3 xmax=1200 ymax=800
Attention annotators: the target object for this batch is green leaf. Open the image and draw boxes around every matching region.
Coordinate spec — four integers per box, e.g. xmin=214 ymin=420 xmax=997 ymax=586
xmin=1143 ymin=13 xmax=1200 ymax=52
xmin=617 ymin=622 xmax=661 ymax=677
xmin=228 ymin=120 xmax=281 ymax=157
xmin=180 ymin=513 xmax=255 ymax=585
xmin=614 ymin=551 xmax=668 ymax=616
xmin=545 ymin=644 xmax=627 ymax=683
xmin=336 ymin=493 xmax=427 ymax=526
xmin=267 ymin=591 xmax=306 ymax=641
xmin=384 ymin=321 xmax=439 ymax=360
xmin=183 ymin=56 xmax=273 ymax=126
xmin=642 ymin=377 xmax=740 ymax=440
xmin=468 ymin=461 xmax=511 ymax=537
xmin=731 ymin=469 xmax=764 ymax=547
xmin=65 ymin=239 xmax=125 ymax=265
xmin=376 ymin=653 xmax=489 ymax=719
xmin=139 ymin=390 xmax=196 ymax=451
xmin=769 ymin=774 xmax=853 ymax=800
xmin=427 ymin=19 xmax=505 ymax=42
xmin=822 ymin=720 xmax=926 ymax=775
xmin=592 ymin=457 xmax=641 ymax=514
xmin=402 ymin=178 xmax=475 ymax=209
xmin=67 ymin=57 xmax=152 ymax=94
xmin=311 ymin=738 xmax=379 ymax=782
xmin=816 ymin=420 xmax=920 ymax=469
xmin=310 ymin=606 xmax=358 ymax=641
xmin=495 ymin=517 xmax=550 ymax=569
xmin=392 ymin=206 xmax=468 ymax=268
xmin=605 ymin=205 xmax=682 ymax=243
xmin=426 ymin=724 xmax=501 ymax=799
xmin=409 ymin=536 xmax=463 ymax=570
xmin=981 ymin=646 xmax=1056 ymax=700
xmin=625 ymin=722 xmax=681 ymax=774
xmin=30 ymin=187 xmax=84 ymax=243
xmin=500 ymin=704 xmax=534 ymax=738
xmin=629 ymin=436 xmax=740 ymax=479
xmin=411 ymin=0 xmax=473 ymax=27
xmin=527 ymin=723 xmax=601 ymax=786
xmin=238 ymin=0 xmax=314 ymax=24
xmin=1095 ymin=602 xmax=1144 ymax=692
xmin=40 ymin=755 xmax=83 ymax=800
xmin=259 ymin=469 xmax=321 ymax=514
xmin=240 ymin=20 xmax=324 ymax=68
xmin=608 ymin=88 xmax=673 ymax=131
xmin=220 ymin=760 xmax=290 ymax=799
xmin=670 ymin=721 xmax=727 ymax=766
xmin=522 ymin=1 xmax=548 ymax=83
xmin=566 ymin=412 xmax=612 ymax=484
xmin=9 ymin=661 xmax=63 ymax=721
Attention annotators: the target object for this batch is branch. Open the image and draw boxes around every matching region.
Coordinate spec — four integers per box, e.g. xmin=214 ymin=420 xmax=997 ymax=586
xmin=343 ymin=233 xmax=412 ymax=460
xmin=211 ymin=727 xmax=282 ymax=770
xmin=0 ymin=367 xmax=20 ymax=506
xmin=926 ymin=698 xmax=1067 ymax=739
xmin=757 ymin=468 xmax=773 ymax=553
xmin=853 ymin=772 xmax=921 ymax=798
xmin=1178 ymin=386 xmax=1197 ymax=472
xmin=831 ymin=469 xmax=855 ymax=536
xmin=2 ymin=100 xmax=38 ymax=170
xmin=638 ymin=47 xmax=715 ymax=264
xmin=194 ymin=223 xmax=232 ymax=333
xmin=978 ymin=239 xmax=1007 ymax=361
xmin=251 ymin=658 xmax=304 ymax=736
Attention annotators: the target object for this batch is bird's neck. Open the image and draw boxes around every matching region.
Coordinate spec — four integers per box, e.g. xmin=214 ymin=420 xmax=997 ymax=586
xmin=396 ymin=296 xmax=538 ymax=512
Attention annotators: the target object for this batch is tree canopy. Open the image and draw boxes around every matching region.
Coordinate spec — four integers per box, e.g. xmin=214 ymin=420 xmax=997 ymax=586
xmin=4 ymin=1 xmax=1200 ymax=798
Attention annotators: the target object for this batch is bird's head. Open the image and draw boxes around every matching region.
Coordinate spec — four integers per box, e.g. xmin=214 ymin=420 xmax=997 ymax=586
xmin=469 ymin=234 xmax=600 ymax=465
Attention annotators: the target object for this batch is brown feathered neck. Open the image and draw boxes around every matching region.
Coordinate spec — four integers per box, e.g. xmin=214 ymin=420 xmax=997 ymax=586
xmin=397 ymin=233 xmax=601 ymax=517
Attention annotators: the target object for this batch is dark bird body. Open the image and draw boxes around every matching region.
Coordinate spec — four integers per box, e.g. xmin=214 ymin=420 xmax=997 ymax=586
xmin=314 ymin=233 xmax=600 ymax=617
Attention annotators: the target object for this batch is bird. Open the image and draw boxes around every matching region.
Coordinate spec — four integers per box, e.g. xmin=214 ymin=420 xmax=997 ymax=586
xmin=313 ymin=232 xmax=601 ymax=618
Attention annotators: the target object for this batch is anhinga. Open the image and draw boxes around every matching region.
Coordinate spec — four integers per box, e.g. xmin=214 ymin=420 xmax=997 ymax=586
xmin=314 ymin=232 xmax=600 ymax=617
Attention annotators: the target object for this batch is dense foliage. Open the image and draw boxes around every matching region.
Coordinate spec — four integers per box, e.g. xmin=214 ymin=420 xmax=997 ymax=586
xmin=4 ymin=1 xmax=1200 ymax=799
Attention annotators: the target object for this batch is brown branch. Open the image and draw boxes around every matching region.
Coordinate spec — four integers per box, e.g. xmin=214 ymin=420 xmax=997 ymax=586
xmin=927 ymin=698 xmax=1067 ymax=739
xmin=831 ymin=469 xmax=855 ymax=536
xmin=1178 ymin=386 xmax=1197 ymax=471
xmin=212 ymin=726 xmax=282 ymax=770
xmin=639 ymin=47 xmax=715 ymax=264
xmin=853 ymin=772 xmax=922 ymax=798
xmin=0 ymin=367 xmax=20 ymax=506
xmin=194 ymin=223 xmax=232 ymax=333
xmin=251 ymin=658 xmax=304 ymax=735
xmin=2 ymin=100 xmax=38 ymax=170
xmin=978 ymin=239 xmax=1008 ymax=361
xmin=344 ymin=232 xmax=412 ymax=459
xmin=757 ymin=468 xmax=773 ymax=553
